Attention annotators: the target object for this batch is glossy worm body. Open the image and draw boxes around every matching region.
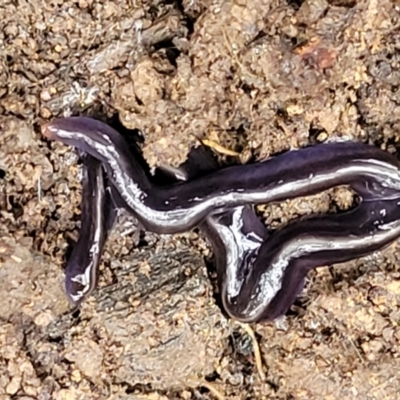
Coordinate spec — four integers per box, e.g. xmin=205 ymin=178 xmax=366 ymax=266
xmin=41 ymin=117 xmax=400 ymax=322
xmin=64 ymin=153 xmax=117 ymax=305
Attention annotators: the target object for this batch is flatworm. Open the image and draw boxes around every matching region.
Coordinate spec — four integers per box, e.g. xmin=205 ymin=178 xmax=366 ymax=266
xmin=42 ymin=117 xmax=400 ymax=322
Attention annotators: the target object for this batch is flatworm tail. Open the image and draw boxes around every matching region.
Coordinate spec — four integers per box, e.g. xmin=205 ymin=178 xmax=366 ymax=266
xmin=64 ymin=154 xmax=117 ymax=306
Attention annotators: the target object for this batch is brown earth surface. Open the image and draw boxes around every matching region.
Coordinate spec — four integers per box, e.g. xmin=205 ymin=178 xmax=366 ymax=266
xmin=1 ymin=0 xmax=400 ymax=399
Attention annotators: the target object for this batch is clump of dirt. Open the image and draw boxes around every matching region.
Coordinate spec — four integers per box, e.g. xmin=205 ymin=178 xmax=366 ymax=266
xmin=1 ymin=0 xmax=400 ymax=399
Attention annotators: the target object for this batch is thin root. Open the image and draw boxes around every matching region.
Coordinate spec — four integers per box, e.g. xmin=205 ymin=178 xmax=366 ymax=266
xmin=201 ymin=138 xmax=240 ymax=157
xmin=237 ymin=322 xmax=266 ymax=381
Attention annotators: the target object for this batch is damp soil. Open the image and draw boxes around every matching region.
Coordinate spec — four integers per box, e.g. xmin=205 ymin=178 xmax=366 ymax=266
xmin=1 ymin=0 xmax=400 ymax=399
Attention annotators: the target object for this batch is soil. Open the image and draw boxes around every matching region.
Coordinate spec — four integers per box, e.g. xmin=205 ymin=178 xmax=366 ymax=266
xmin=1 ymin=0 xmax=400 ymax=399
